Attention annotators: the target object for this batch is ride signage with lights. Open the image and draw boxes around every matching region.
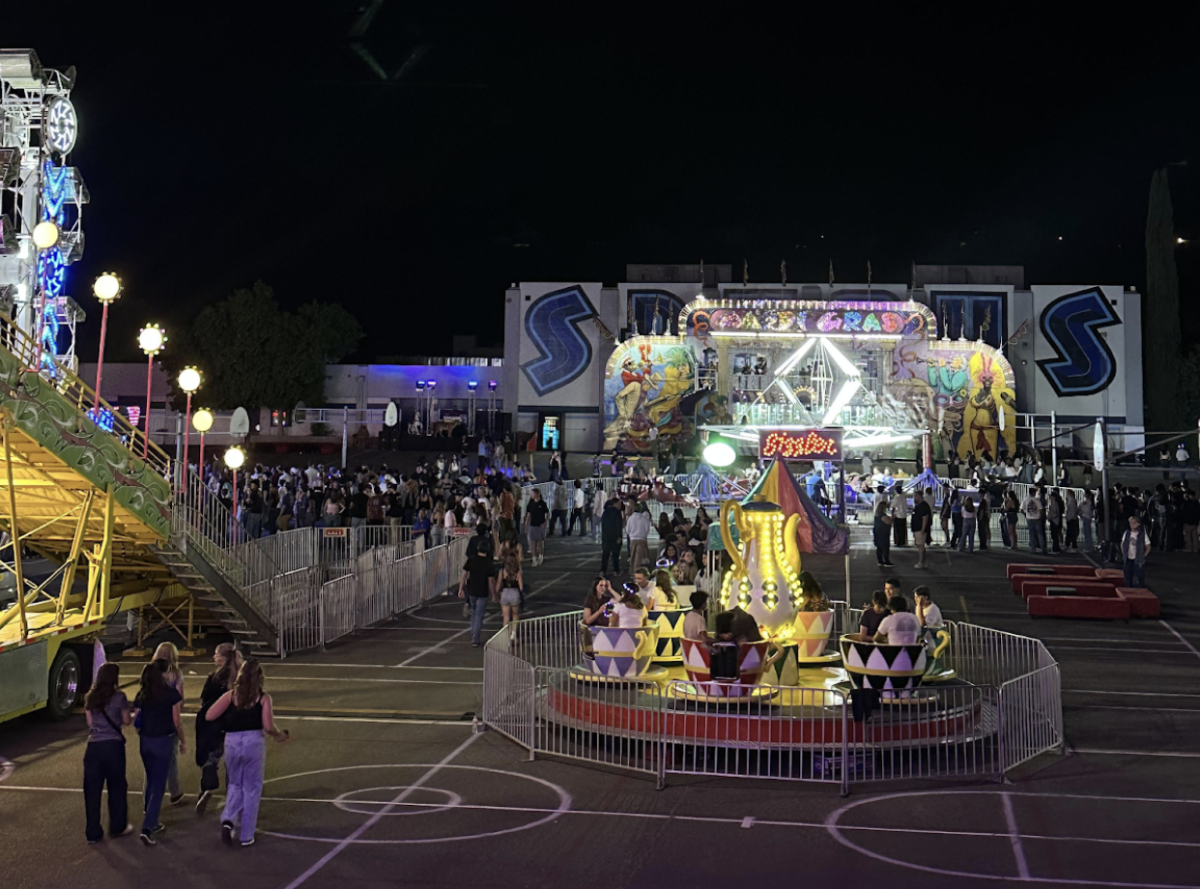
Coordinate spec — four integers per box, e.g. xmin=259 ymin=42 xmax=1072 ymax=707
xmin=759 ymin=428 xmax=843 ymax=461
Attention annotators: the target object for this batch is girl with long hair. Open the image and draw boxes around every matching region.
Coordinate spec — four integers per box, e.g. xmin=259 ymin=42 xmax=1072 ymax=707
xmin=134 ymin=659 xmax=185 ymax=845
xmin=83 ymin=662 xmax=133 ymax=843
xmin=205 ymin=659 xmax=289 ymax=847
xmin=583 ymin=576 xmax=616 ymax=626
xmin=152 ymin=641 xmax=186 ymax=806
xmin=498 ymin=551 xmax=523 ymax=627
xmin=797 ymin=571 xmax=831 ymax=611
xmin=195 ymin=642 xmax=243 ymax=815
xmin=609 ymin=585 xmax=648 ymax=627
xmin=650 ymin=569 xmax=679 ymax=610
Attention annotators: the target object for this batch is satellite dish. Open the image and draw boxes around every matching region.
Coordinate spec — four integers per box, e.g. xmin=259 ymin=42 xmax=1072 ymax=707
xmin=385 ymin=402 xmax=398 ymax=427
xmin=229 ymin=407 xmax=250 ymax=437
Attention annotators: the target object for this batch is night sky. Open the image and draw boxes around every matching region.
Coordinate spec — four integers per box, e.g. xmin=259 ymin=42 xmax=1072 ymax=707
xmin=9 ymin=6 xmax=1199 ymax=362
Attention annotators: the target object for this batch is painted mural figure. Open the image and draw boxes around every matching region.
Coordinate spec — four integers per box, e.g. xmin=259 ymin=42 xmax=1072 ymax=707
xmin=958 ymin=354 xmax=1016 ymax=460
xmin=603 ymin=355 xmax=659 ymax=449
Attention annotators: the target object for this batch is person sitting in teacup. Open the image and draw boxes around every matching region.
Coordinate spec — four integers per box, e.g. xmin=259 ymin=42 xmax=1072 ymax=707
xmin=583 ymin=576 xmax=619 ymax=627
xmin=797 ymin=571 xmax=831 ymax=612
xmin=609 ymin=584 xmax=648 ymax=628
xmin=682 ymin=591 xmax=710 ymax=642
xmin=857 ymin=590 xmax=889 ymax=642
xmin=650 ymin=569 xmax=680 ymax=610
xmin=873 ymin=596 xmax=921 ymax=645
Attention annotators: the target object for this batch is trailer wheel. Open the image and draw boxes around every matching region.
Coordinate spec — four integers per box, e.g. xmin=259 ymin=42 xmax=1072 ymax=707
xmin=45 ymin=648 xmax=81 ymax=721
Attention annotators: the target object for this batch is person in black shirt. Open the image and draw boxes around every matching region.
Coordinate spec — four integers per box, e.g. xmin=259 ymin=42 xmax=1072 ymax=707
xmin=599 ymin=498 xmax=625 ymax=574
xmin=911 ymin=489 xmax=933 ymax=569
xmin=134 ymin=659 xmax=184 ymax=845
xmin=858 ymin=590 xmax=889 ymax=641
xmin=459 ymin=552 xmax=497 ymax=646
xmin=245 ymin=484 xmax=265 ymax=539
xmin=349 ymin=485 xmax=369 ymax=528
xmin=524 ymin=490 xmax=549 ymax=566
xmin=194 ymin=643 xmax=242 ymax=816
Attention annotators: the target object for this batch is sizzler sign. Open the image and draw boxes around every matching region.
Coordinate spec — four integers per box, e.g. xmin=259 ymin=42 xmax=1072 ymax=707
xmin=759 ymin=429 xmax=843 ymax=460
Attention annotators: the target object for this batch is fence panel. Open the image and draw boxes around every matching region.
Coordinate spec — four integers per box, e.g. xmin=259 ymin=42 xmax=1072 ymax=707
xmin=662 ymin=683 xmax=846 ymax=785
xmin=274 ymin=567 xmax=322 ymax=655
xmin=320 ymin=574 xmax=358 ymax=647
xmin=533 ymin=666 xmax=663 ymax=778
xmin=999 ymin=664 xmax=1063 ymax=772
xmin=483 ymin=624 xmax=535 ymax=750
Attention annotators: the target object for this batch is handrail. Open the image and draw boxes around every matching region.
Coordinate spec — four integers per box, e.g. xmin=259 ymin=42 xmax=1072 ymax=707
xmin=0 ymin=311 xmax=171 ymax=477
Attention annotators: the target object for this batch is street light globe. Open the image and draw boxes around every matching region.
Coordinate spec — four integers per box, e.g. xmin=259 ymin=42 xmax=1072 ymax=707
xmin=223 ymin=446 xmax=245 ymax=470
xmin=32 ymin=221 xmax=59 ymax=250
xmin=192 ymin=408 xmax=214 ymax=433
xmin=138 ymin=324 xmax=166 ymax=355
xmin=178 ymin=366 xmax=202 ymax=393
xmin=93 ymin=272 xmax=122 ymax=302
xmin=702 ymin=441 xmax=736 ymax=468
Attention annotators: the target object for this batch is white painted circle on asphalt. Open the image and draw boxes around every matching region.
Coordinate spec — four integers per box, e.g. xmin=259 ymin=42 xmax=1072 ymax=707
xmin=333 ymin=785 xmax=462 ymax=817
xmin=262 ymin=764 xmax=571 ymax=845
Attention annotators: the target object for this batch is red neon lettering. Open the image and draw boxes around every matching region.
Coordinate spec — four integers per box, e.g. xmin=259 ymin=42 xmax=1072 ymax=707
xmin=762 ymin=431 xmax=839 ymax=458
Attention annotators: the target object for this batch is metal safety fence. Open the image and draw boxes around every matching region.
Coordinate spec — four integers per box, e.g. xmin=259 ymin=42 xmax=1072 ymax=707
xmin=482 ymin=609 xmax=1062 ymax=792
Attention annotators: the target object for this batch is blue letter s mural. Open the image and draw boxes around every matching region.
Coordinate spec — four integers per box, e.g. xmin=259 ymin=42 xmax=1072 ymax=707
xmin=1036 ymin=287 xmax=1120 ymax=397
xmin=521 ymin=285 xmax=597 ymax=397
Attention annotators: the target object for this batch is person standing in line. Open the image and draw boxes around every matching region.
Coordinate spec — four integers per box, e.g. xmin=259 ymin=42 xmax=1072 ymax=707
xmin=523 ymin=489 xmax=548 ymax=566
xmin=938 ymin=485 xmax=952 ymax=546
xmin=958 ymin=498 xmax=977 ymax=553
xmin=911 ymin=489 xmax=932 ymax=569
xmin=626 ymin=503 xmax=651 ymax=573
xmin=600 ymin=498 xmax=625 ymax=574
xmin=977 ymin=494 xmax=991 ymax=550
xmin=949 ymin=490 xmax=963 ymax=549
xmin=591 ymin=484 xmax=606 ymax=542
xmin=1020 ymin=488 xmax=1046 ymax=554
xmin=549 ymin=479 xmax=569 ymax=537
xmin=195 ymin=643 xmax=242 ymax=816
xmin=205 ymin=659 xmax=289 ymax=847
xmin=1064 ymin=490 xmax=1080 ymax=552
xmin=873 ymin=496 xmax=894 ymax=567
xmin=568 ymin=479 xmax=586 ymax=536
xmin=891 ymin=487 xmax=908 ymax=548
xmin=83 ymin=663 xmax=134 ymax=844
xmin=458 ymin=549 xmax=498 ymax=646
xmin=134 ymin=659 xmax=185 ymax=846
xmin=496 ymin=484 xmax=516 ymax=545
xmin=1181 ymin=490 xmax=1200 ymax=553
xmin=1079 ymin=490 xmax=1096 ymax=552
xmin=245 ymin=483 xmax=264 ymax=539
xmin=1120 ymin=515 xmax=1151 ymax=589
xmin=151 ymin=642 xmax=187 ymax=808
xmin=1003 ymin=491 xmax=1020 ymax=550
xmin=1047 ymin=489 xmax=1064 ymax=554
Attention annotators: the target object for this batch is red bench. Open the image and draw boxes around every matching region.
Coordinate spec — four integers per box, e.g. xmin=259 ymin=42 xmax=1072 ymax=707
xmin=1115 ymin=587 xmax=1161 ymax=618
xmin=1017 ymin=579 xmax=1120 ymax=601
xmin=1028 ymin=594 xmax=1130 ymax=620
xmin=1006 ymin=563 xmax=1096 ymax=580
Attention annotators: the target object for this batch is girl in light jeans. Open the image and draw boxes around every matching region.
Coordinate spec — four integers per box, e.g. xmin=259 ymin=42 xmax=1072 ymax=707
xmin=205 ymin=660 xmax=289 ymax=847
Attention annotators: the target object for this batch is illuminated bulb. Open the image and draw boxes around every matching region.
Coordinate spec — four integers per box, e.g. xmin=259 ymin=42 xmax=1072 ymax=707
xmin=192 ymin=408 xmax=214 ymax=433
xmin=33 ymin=221 xmax=59 ymax=250
xmin=178 ymin=366 xmax=202 ymax=393
xmin=138 ymin=324 xmax=166 ymax=354
xmin=223 ymin=446 xmax=245 ymax=470
xmin=93 ymin=273 xmax=122 ymax=302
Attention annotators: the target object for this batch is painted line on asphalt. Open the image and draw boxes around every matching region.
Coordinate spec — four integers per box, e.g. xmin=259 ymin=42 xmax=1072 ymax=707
xmin=1042 ymin=647 xmax=1200 ymax=656
xmin=1160 ymin=620 xmax=1200 ymax=663
xmin=1000 ymin=792 xmax=1031 ymax=879
xmin=1067 ymin=704 xmax=1200 ymax=714
xmin=1063 ymin=689 xmax=1200 ymax=699
xmin=281 ymin=733 xmax=481 ymax=887
xmin=1071 ymin=748 xmax=1200 ymax=759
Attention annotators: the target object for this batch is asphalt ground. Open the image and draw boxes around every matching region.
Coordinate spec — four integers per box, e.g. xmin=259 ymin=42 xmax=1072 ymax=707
xmin=3 ymin=531 xmax=1200 ymax=889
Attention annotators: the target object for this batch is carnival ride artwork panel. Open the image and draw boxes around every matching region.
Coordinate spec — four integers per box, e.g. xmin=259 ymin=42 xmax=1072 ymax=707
xmin=602 ymin=337 xmax=697 ymax=453
xmin=618 ymin=284 xmax=694 ymax=337
xmin=681 ymin=299 xmax=936 ymax=341
xmin=888 ymin=336 xmax=1017 ymax=461
xmin=517 ymin=282 xmax=603 ymax=408
xmin=1028 ymin=285 xmax=1126 ymax=410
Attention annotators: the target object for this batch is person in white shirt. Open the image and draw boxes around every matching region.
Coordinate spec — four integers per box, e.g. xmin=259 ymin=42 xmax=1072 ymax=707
xmin=682 ymin=591 xmax=709 ymax=641
xmin=891 ymin=488 xmax=909 ymax=547
xmin=874 ymin=596 xmax=921 ymax=646
xmin=591 ymin=488 xmax=606 ymax=542
xmin=610 ymin=587 xmax=647 ymax=628
xmin=626 ymin=505 xmax=651 ymax=572
xmin=569 ymin=480 xmax=587 ymax=537
xmin=632 ymin=568 xmax=658 ymax=608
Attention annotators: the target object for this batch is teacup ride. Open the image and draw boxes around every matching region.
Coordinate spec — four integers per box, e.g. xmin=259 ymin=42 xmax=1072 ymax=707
xmin=791 ymin=609 xmax=841 ymax=665
xmin=674 ymin=637 xmax=782 ymax=703
xmin=921 ymin=628 xmax=955 ymax=682
xmin=838 ymin=634 xmax=947 ymax=700
xmin=646 ymin=606 xmax=690 ymax=665
xmin=571 ymin=623 xmax=669 ymax=685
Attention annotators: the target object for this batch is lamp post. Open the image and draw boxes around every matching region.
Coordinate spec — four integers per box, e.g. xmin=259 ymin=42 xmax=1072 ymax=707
xmin=192 ymin=408 xmax=214 ymax=480
xmin=177 ymin=366 xmax=202 ymax=484
xmin=488 ymin=379 xmax=498 ymax=434
xmin=137 ymin=324 xmax=166 ymax=458
xmin=92 ymin=273 xmax=122 ymax=403
xmin=427 ymin=380 xmax=437 ymax=435
xmin=224 ymin=446 xmax=245 ymax=531
xmin=467 ymin=380 xmax=478 ymax=436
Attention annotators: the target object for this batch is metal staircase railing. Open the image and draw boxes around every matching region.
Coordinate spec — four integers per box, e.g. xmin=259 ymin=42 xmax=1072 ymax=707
xmin=171 ymin=468 xmax=283 ymax=635
xmin=0 ymin=311 xmax=171 ymax=478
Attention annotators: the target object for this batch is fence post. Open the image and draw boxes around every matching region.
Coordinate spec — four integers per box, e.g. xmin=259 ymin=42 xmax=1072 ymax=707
xmin=840 ymin=695 xmax=850 ymax=796
xmin=319 ymin=589 xmax=326 ymax=651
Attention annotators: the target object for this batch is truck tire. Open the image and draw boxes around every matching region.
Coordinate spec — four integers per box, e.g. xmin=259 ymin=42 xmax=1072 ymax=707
xmin=45 ymin=648 xmax=81 ymax=721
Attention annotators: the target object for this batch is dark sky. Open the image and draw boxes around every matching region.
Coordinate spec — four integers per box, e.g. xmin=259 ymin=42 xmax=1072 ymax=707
xmin=10 ymin=5 xmax=1200 ymax=362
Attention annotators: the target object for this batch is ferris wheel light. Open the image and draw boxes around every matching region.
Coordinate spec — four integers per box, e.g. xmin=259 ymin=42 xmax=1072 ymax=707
xmin=45 ymin=97 xmax=78 ymax=154
xmin=178 ymin=366 xmax=202 ymax=393
xmin=93 ymin=272 xmax=122 ymax=302
xmin=138 ymin=324 xmax=166 ymax=355
xmin=703 ymin=441 xmax=736 ymax=468
xmin=32 ymin=221 xmax=59 ymax=250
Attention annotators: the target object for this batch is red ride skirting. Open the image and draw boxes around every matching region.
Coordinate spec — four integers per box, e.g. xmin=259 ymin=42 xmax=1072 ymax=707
xmin=1006 ymin=563 xmax=1096 ymax=581
xmin=544 ymin=684 xmax=976 ymax=745
xmin=1027 ymin=595 xmax=1130 ymax=620
xmin=1017 ymin=580 xmax=1120 ymax=601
